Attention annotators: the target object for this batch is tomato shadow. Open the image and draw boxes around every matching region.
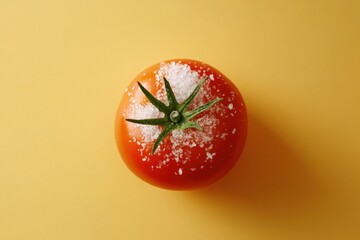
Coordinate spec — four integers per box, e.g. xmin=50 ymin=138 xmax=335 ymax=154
xmin=190 ymin=111 xmax=323 ymax=218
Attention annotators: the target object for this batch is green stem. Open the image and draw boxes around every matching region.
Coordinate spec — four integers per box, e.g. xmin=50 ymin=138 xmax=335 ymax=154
xmin=126 ymin=77 xmax=222 ymax=154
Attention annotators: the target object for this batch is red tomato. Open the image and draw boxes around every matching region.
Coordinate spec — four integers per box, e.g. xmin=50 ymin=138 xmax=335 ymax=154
xmin=115 ymin=59 xmax=247 ymax=190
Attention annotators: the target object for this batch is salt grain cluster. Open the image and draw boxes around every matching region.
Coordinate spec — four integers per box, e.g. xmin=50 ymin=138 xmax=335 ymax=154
xmin=125 ymin=61 xmax=226 ymax=170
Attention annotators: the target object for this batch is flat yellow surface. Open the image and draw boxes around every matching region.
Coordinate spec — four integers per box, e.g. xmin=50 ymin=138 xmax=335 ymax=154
xmin=1 ymin=0 xmax=359 ymax=239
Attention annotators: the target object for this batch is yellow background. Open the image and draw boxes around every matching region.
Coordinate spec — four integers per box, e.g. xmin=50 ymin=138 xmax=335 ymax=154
xmin=1 ymin=0 xmax=359 ymax=239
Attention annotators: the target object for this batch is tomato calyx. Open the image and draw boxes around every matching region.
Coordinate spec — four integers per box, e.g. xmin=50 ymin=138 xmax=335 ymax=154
xmin=169 ymin=110 xmax=181 ymax=123
xmin=126 ymin=77 xmax=223 ymax=154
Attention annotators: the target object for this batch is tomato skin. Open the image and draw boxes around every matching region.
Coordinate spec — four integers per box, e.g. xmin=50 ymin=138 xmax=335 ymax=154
xmin=115 ymin=59 xmax=247 ymax=190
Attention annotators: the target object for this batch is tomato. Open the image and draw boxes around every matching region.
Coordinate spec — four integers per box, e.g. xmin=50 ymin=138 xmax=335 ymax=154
xmin=115 ymin=59 xmax=247 ymax=190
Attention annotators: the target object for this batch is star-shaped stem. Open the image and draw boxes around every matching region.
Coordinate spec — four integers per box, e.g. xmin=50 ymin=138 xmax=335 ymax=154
xmin=126 ymin=77 xmax=223 ymax=154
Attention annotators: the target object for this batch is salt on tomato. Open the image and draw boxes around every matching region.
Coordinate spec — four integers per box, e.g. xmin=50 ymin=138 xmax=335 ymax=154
xmin=115 ymin=59 xmax=247 ymax=190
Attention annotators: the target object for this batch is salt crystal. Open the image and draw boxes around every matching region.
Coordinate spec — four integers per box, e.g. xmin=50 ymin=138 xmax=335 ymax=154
xmin=209 ymin=74 xmax=214 ymax=80
xmin=221 ymin=133 xmax=228 ymax=139
xmin=178 ymin=168 xmax=183 ymax=175
xmin=228 ymin=103 xmax=233 ymax=110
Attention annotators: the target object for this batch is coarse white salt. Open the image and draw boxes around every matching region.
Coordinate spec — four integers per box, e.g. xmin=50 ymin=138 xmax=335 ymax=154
xmin=220 ymin=133 xmax=228 ymax=140
xmin=155 ymin=61 xmax=200 ymax=103
xmin=209 ymin=74 xmax=214 ymax=80
xmin=228 ymin=103 xmax=233 ymax=110
xmin=127 ymin=102 xmax=163 ymax=143
xmin=232 ymin=128 xmax=237 ymax=134
xmin=125 ymin=61 xmax=226 ymax=168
